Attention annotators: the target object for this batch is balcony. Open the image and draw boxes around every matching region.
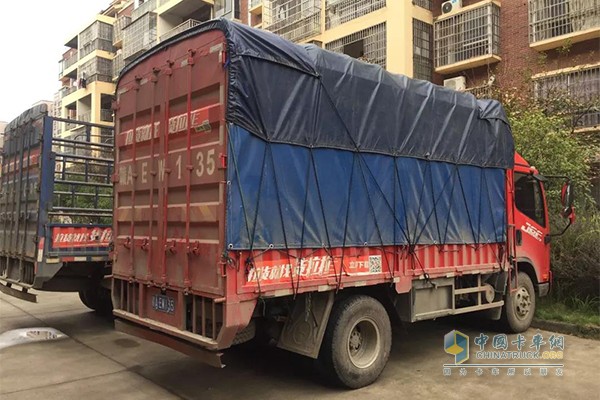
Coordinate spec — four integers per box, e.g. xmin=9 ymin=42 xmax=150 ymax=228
xmin=100 ymin=109 xmax=114 ymax=122
xmin=264 ymin=0 xmax=322 ymax=43
xmin=113 ymin=16 xmax=131 ymax=48
xmin=434 ymin=1 xmax=501 ymax=75
xmin=325 ymin=0 xmax=386 ymax=30
xmin=80 ymin=39 xmax=115 ymax=59
xmin=77 ymin=112 xmax=92 ymax=123
xmin=113 ymin=52 xmax=124 ymax=80
xmin=61 ymin=49 xmax=79 ymax=71
xmin=132 ymin=0 xmax=157 ymax=20
xmin=250 ymin=0 xmax=263 ymax=15
xmin=80 ymin=57 xmax=114 ymax=84
xmin=123 ymin=12 xmax=158 ymax=61
xmin=159 ymin=18 xmax=201 ymax=42
xmin=60 ymin=85 xmax=77 ymax=98
xmin=325 ymin=22 xmax=387 ymax=68
xmin=533 ymin=64 xmax=600 ymax=131
xmin=528 ymin=0 xmax=600 ymax=51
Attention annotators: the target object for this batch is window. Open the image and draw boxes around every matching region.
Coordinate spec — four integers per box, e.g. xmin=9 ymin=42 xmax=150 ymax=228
xmin=514 ymin=173 xmax=546 ymax=227
xmin=533 ymin=65 xmax=600 ymax=129
xmin=215 ymin=0 xmax=239 ymax=19
xmin=413 ymin=19 xmax=433 ymax=81
xmin=413 ymin=0 xmax=432 ymax=10
xmin=325 ymin=23 xmax=387 ymax=69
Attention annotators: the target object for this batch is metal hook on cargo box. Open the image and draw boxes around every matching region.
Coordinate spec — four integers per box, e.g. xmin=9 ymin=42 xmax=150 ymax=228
xmin=187 ymin=241 xmax=200 ymax=256
xmin=141 ymin=238 xmax=149 ymax=251
xmin=166 ymin=240 xmax=177 ymax=254
xmin=123 ymin=237 xmax=131 ymax=249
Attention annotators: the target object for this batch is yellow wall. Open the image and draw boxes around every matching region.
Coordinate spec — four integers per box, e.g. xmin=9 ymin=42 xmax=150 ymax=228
xmin=300 ymin=2 xmax=433 ymax=77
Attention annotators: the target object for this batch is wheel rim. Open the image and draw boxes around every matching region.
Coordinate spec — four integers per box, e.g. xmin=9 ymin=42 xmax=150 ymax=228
xmin=514 ymin=286 xmax=532 ymax=319
xmin=346 ymin=317 xmax=381 ymax=369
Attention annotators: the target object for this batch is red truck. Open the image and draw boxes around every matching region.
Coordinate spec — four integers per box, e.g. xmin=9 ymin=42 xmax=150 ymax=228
xmin=111 ymin=20 xmax=574 ymax=388
xmin=0 ymin=105 xmax=113 ymax=313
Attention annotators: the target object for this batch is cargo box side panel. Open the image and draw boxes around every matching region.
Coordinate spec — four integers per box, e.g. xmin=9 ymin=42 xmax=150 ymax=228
xmin=113 ymin=30 xmax=227 ymax=297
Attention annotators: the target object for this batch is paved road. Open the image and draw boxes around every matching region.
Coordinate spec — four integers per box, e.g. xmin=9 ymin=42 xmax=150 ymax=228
xmin=1 ymin=291 xmax=599 ymax=400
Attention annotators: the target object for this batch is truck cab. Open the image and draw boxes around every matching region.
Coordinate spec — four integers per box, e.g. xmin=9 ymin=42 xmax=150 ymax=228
xmin=513 ymin=153 xmax=551 ymax=296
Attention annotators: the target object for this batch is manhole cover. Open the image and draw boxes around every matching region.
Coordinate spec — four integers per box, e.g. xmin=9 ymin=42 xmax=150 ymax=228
xmin=0 ymin=328 xmax=67 ymax=350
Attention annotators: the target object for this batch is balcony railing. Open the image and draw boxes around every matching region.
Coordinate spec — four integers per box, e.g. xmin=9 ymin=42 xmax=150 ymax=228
xmin=113 ymin=52 xmax=124 ymax=80
xmin=528 ymin=0 xmax=600 ymax=45
xmin=160 ymin=19 xmax=202 ymax=42
xmin=132 ymin=0 xmax=157 ymax=21
xmin=100 ymin=109 xmax=114 ymax=122
xmin=465 ymin=83 xmax=496 ymax=99
xmin=114 ymin=16 xmax=132 ymax=46
xmin=61 ymin=49 xmax=79 ymax=71
xmin=325 ymin=22 xmax=387 ymax=69
xmin=77 ymin=112 xmax=92 ymax=122
xmin=325 ymin=0 xmax=386 ymax=30
xmin=534 ymin=65 xmax=600 ymax=130
xmin=264 ymin=0 xmax=322 ymax=42
xmin=434 ymin=2 xmax=500 ymax=73
xmin=79 ymin=39 xmax=115 ymax=59
xmin=123 ymin=12 xmax=158 ymax=60
xmin=60 ymin=85 xmax=77 ymax=98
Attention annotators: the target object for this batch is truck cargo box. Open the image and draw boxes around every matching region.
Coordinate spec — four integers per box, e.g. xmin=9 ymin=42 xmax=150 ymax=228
xmin=0 ymin=105 xmax=113 ymax=300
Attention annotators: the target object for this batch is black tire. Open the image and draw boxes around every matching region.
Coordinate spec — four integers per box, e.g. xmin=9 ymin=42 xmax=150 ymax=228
xmin=317 ymin=295 xmax=392 ymax=389
xmin=79 ymin=286 xmax=113 ymax=316
xmin=499 ymin=272 xmax=535 ymax=333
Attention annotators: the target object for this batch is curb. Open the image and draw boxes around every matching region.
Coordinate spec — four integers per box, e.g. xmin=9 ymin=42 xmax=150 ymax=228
xmin=532 ymin=318 xmax=600 ymax=340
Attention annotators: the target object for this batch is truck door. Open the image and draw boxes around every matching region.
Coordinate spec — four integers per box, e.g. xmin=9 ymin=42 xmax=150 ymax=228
xmin=513 ymin=169 xmax=550 ymax=284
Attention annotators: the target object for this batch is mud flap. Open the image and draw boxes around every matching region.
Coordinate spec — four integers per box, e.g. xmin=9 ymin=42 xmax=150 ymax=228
xmin=277 ymin=291 xmax=334 ymax=359
xmin=0 ymin=281 xmax=37 ymax=303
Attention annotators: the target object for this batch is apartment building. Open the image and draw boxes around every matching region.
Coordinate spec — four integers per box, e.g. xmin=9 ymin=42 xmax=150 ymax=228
xmin=249 ymin=0 xmax=435 ymax=78
xmin=57 ymin=4 xmax=119 ymax=142
xmin=431 ymin=0 xmax=599 ymax=134
xmin=112 ymin=0 xmax=249 ymax=83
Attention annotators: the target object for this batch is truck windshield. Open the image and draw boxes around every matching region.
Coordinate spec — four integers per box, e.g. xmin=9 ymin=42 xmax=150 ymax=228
xmin=514 ymin=172 xmax=546 ymax=227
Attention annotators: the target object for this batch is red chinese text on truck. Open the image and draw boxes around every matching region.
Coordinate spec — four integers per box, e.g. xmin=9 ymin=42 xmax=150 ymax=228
xmin=111 ymin=20 xmax=574 ymax=388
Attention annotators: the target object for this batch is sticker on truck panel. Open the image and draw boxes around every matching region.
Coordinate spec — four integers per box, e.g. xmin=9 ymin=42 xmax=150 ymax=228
xmin=51 ymin=227 xmax=112 ymax=248
xmin=521 ymin=222 xmax=543 ymax=242
xmin=246 ymin=255 xmax=383 ymax=285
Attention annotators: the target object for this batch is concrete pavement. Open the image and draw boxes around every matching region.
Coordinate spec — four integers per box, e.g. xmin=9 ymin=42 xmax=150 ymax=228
xmin=1 ymin=291 xmax=599 ymax=400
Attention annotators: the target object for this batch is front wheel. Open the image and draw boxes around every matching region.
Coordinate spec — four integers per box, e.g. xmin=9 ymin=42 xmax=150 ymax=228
xmin=317 ymin=295 xmax=392 ymax=389
xmin=499 ymin=272 xmax=536 ymax=333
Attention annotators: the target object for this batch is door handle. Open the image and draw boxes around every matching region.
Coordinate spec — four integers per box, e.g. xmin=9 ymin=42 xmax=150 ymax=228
xmin=516 ymin=230 xmax=522 ymax=246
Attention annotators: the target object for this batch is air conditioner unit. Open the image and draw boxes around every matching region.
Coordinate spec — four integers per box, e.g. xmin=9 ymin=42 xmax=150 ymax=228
xmin=443 ymin=76 xmax=466 ymax=91
xmin=441 ymin=0 xmax=462 ymax=14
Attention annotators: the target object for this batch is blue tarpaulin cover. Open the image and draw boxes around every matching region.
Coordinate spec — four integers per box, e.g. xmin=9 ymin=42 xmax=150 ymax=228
xmin=122 ymin=19 xmax=514 ymax=250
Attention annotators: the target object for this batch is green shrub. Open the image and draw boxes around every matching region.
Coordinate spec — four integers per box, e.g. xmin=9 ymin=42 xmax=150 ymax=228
xmin=550 ymin=211 xmax=600 ymax=304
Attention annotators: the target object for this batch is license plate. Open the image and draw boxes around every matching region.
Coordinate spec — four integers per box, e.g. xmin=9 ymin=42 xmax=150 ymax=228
xmin=151 ymin=294 xmax=175 ymax=314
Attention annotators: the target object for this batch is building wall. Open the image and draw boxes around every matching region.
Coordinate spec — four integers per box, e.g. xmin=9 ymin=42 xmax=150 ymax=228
xmin=432 ymin=0 xmax=599 ymax=90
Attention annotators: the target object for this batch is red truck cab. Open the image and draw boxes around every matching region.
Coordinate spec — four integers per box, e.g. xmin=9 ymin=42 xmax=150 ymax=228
xmin=512 ymin=153 xmax=551 ymax=297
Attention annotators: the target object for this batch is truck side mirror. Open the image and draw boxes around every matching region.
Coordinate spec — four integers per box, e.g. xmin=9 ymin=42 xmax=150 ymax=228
xmin=560 ymin=180 xmax=575 ymax=221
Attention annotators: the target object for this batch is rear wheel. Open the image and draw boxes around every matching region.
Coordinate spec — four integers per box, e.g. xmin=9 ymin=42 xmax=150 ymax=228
xmin=79 ymin=286 xmax=113 ymax=316
xmin=317 ymin=295 xmax=392 ymax=389
xmin=499 ymin=272 xmax=535 ymax=333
